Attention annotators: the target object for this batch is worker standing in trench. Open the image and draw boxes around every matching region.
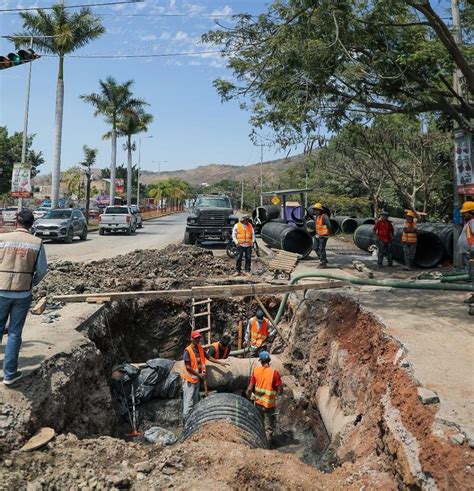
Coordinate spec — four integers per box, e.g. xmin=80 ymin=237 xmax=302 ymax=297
xmin=245 ymin=309 xmax=276 ymax=357
xmin=402 ymin=210 xmax=418 ymax=271
xmin=206 ymin=333 xmax=231 ymax=365
xmin=247 ymin=351 xmax=283 ymax=443
xmin=181 ymin=331 xmax=207 ymax=421
xmin=458 ymin=201 xmax=474 ymax=315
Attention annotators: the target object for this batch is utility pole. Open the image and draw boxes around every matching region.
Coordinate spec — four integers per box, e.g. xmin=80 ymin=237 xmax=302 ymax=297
xmin=259 ymin=144 xmax=264 ymax=206
xmin=240 ymin=165 xmax=244 ymax=211
xmin=137 ymin=138 xmax=141 ymax=206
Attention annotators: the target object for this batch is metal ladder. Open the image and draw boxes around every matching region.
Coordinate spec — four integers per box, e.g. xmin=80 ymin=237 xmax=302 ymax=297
xmin=191 ymin=298 xmax=212 ymax=346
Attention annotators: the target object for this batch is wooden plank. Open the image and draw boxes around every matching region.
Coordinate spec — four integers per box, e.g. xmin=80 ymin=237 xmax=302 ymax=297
xmin=193 ymin=311 xmax=210 ymax=318
xmin=192 ymin=299 xmax=212 ymax=306
xmin=31 ymin=297 xmax=47 ymax=315
xmin=237 ymin=320 xmax=243 ymax=351
xmin=196 ymin=327 xmax=211 ymax=333
xmin=86 ymin=296 xmax=111 ymax=304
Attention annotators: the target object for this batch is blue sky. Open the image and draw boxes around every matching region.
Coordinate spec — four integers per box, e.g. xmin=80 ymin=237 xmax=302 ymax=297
xmin=0 ymin=0 xmax=291 ymax=176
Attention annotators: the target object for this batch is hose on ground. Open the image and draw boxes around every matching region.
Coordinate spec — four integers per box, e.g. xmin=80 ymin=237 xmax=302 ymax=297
xmin=180 ymin=393 xmax=267 ymax=448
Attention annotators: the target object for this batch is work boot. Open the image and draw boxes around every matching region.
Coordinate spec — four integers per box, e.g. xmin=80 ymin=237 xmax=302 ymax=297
xmin=233 ymin=271 xmax=241 ymax=277
xmin=403 ymin=266 xmax=411 ymax=271
xmin=469 ymin=306 xmax=474 ymax=316
xmin=388 ymin=263 xmax=394 ymax=268
xmin=244 ymin=272 xmax=252 ymax=277
xmin=463 ymin=294 xmax=474 ymax=305
xmin=319 ymin=263 xmax=327 ymax=269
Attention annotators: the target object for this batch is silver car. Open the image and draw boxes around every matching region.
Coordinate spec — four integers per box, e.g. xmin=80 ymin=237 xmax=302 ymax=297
xmin=32 ymin=208 xmax=88 ymax=243
xmin=2 ymin=206 xmax=18 ymax=224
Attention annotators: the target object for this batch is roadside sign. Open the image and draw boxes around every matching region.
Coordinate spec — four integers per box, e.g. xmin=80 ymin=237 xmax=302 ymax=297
xmin=454 ymin=129 xmax=473 ymax=195
xmin=271 ymin=195 xmax=281 ymax=205
xmin=11 ymin=162 xmax=32 ymax=198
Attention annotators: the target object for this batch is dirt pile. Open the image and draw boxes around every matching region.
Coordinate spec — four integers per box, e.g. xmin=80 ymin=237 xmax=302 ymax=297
xmin=33 ymin=244 xmax=234 ymax=300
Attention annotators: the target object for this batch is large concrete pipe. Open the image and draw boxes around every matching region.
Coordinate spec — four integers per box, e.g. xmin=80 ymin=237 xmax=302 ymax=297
xmin=252 ymin=205 xmax=281 ymax=225
xmin=417 ymin=223 xmax=454 ymax=259
xmin=181 ymin=393 xmax=267 ymax=448
xmin=173 ymin=356 xmax=286 ymax=392
xmin=353 ymin=224 xmax=444 ymax=268
xmin=261 ymin=221 xmax=313 ymax=257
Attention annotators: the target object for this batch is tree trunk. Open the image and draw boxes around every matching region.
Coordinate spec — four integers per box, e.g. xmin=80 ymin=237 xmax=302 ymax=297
xmin=126 ymin=135 xmax=132 ymax=206
xmin=85 ymin=173 xmax=91 ymax=224
xmin=51 ymin=57 xmax=65 ymax=209
xmin=110 ymin=121 xmax=117 ymax=205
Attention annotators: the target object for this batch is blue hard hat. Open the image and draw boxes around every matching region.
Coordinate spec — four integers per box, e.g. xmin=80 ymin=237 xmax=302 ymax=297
xmin=259 ymin=351 xmax=271 ymax=362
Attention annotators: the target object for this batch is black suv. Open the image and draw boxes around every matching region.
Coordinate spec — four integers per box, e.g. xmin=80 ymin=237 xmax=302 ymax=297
xmin=184 ymin=195 xmax=238 ymax=244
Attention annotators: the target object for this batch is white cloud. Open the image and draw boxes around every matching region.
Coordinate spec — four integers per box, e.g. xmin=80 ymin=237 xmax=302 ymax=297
xmin=211 ymin=5 xmax=233 ymax=16
xmin=174 ymin=31 xmax=188 ymax=41
xmin=139 ymin=34 xmax=158 ymax=41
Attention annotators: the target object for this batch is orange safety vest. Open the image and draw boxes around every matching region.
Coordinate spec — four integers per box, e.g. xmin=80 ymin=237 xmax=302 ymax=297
xmin=181 ymin=344 xmax=206 ymax=384
xmin=236 ymin=222 xmax=253 ymax=246
xmin=209 ymin=341 xmax=230 ymax=360
xmin=316 ymin=214 xmax=329 ymax=237
xmin=402 ymin=221 xmax=417 ymax=244
xmin=250 ymin=317 xmax=269 ymax=348
xmin=466 ymin=220 xmax=474 ymax=247
xmin=253 ymin=366 xmax=277 ymax=409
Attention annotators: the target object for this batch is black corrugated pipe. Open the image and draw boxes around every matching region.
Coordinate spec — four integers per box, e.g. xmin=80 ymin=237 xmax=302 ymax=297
xmin=181 ymin=393 xmax=268 ymax=449
xmin=333 ymin=216 xmax=364 ymax=233
xmin=362 ymin=218 xmax=376 ymax=225
xmin=252 ymin=205 xmax=281 ymax=225
xmin=353 ymin=224 xmax=444 ymax=268
xmin=290 ymin=206 xmax=309 ymax=225
xmin=261 ymin=221 xmax=313 ymax=257
xmin=417 ymin=224 xmax=454 ymax=259
xmin=306 ymin=218 xmax=340 ymax=235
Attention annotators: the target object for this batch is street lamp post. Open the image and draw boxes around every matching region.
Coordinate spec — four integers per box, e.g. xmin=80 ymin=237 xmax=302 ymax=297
xmin=137 ymin=135 xmax=153 ymax=206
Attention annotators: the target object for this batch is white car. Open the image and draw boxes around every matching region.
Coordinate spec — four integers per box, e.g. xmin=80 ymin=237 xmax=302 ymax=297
xmin=2 ymin=206 xmax=18 ymax=224
xmin=33 ymin=206 xmax=50 ymax=220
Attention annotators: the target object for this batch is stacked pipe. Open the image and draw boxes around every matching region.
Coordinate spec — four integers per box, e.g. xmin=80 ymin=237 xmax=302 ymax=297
xmin=353 ymin=224 xmax=444 ymax=268
xmin=417 ymin=223 xmax=454 ymax=260
xmin=261 ymin=221 xmax=313 ymax=257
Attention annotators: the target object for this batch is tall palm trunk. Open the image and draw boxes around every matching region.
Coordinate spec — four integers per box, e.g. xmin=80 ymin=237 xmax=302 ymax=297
xmin=110 ymin=119 xmax=117 ymax=204
xmin=126 ymin=134 xmax=132 ymax=205
xmin=51 ymin=57 xmax=64 ymax=209
xmin=85 ymin=172 xmax=91 ymax=224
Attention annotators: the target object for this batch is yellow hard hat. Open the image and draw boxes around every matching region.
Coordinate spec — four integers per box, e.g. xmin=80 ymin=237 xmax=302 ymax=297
xmin=405 ymin=209 xmax=416 ymax=218
xmin=460 ymin=201 xmax=474 ymax=214
xmin=312 ymin=202 xmax=324 ymax=210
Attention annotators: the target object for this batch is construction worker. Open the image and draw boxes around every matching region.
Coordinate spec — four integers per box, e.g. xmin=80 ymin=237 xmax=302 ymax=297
xmin=312 ymin=203 xmax=332 ymax=268
xmin=402 ymin=210 xmax=417 ymax=271
xmin=246 ymin=351 xmax=283 ymax=442
xmin=0 ymin=209 xmax=48 ymax=386
xmin=373 ymin=211 xmax=394 ymax=267
xmin=207 ymin=333 xmax=231 ymax=366
xmin=458 ymin=201 xmax=474 ymax=314
xmin=245 ymin=309 xmax=276 ymax=356
xmin=232 ymin=215 xmax=255 ymax=276
xmin=181 ymin=331 xmax=207 ymax=420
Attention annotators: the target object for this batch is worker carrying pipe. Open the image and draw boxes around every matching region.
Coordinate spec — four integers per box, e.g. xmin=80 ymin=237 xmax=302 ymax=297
xmin=402 ymin=210 xmax=418 ymax=271
xmin=458 ymin=201 xmax=474 ymax=315
xmin=373 ymin=210 xmax=394 ymax=268
xmin=246 ymin=351 xmax=283 ymax=443
xmin=244 ymin=309 xmax=276 ymax=357
xmin=312 ymin=202 xmax=332 ymax=268
xmin=232 ymin=215 xmax=255 ymax=277
xmin=206 ymin=333 xmax=232 ymax=363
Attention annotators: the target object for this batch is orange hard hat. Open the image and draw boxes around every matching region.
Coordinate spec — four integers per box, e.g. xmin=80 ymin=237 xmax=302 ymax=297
xmin=405 ymin=210 xmax=416 ymax=218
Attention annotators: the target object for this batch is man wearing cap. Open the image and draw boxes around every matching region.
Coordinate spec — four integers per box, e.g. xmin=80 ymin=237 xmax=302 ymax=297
xmin=244 ymin=309 xmax=276 ymax=356
xmin=402 ymin=210 xmax=417 ymax=270
xmin=181 ymin=330 xmax=207 ymax=420
xmin=458 ymin=201 xmax=474 ymax=314
xmin=312 ymin=203 xmax=332 ymax=268
xmin=373 ymin=211 xmax=394 ymax=267
xmin=232 ymin=215 xmax=255 ymax=276
xmin=0 ymin=209 xmax=47 ymax=386
xmin=247 ymin=351 xmax=283 ymax=442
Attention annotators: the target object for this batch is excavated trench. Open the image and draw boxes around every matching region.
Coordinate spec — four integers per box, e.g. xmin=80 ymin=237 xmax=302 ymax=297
xmin=3 ymin=291 xmax=471 ymax=489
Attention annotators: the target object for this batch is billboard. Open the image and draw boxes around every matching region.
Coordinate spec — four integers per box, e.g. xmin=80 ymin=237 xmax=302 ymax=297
xmin=455 ymin=130 xmax=473 ymax=195
xmin=10 ymin=162 xmax=32 ymax=198
xmin=115 ymin=178 xmax=124 ymax=195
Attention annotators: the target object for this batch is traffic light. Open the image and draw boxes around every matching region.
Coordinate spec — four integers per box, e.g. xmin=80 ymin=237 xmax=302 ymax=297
xmin=0 ymin=49 xmax=40 ymax=70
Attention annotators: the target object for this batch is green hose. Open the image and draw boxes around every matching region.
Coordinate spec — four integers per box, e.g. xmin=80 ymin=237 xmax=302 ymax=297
xmin=440 ymin=274 xmax=470 ymax=283
xmin=229 ymin=271 xmax=472 ymax=356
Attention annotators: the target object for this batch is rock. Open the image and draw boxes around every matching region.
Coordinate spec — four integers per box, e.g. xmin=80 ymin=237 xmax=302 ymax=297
xmin=161 ymin=467 xmax=177 ymax=476
xmin=450 ymin=433 xmax=466 ymax=445
xmin=417 ymin=387 xmax=439 ymax=405
xmin=134 ymin=461 xmax=153 ymax=474
xmin=108 ymin=473 xmax=132 ymax=489
xmin=468 ymin=438 xmax=474 ymax=449
xmin=4 ymin=459 xmax=12 ymax=467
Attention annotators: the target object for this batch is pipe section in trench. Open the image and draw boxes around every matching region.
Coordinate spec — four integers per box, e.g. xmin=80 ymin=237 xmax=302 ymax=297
xmin=353 ymin=224 xmax=444 ymax=268
xmin=181 ymin=393 xmax=268 ymax=448
xmin=261 ymin=221 xmax=313 ymax=257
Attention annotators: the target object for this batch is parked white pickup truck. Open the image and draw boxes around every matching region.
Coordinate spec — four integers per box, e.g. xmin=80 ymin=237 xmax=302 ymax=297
xmin=99 ymin=205 xmax=137 ymax=235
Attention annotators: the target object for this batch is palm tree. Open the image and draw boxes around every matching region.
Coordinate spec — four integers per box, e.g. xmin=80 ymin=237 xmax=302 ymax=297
xmin=10 ymin=3 xmax=105 ymax=209
xmin=79 ymin=145 xmax=98 ymax=222
xmin=81 ymin=77 xmax=147 ymax=204
xmin=105 ymin=109 xmax=153 ymax=205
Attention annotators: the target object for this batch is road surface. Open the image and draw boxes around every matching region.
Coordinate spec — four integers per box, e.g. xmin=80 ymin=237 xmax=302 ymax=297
xmin=43 ymin=213 xmax=188 ymax=263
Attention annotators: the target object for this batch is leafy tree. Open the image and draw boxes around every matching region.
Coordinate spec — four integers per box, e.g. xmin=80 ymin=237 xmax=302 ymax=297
xmin=78 ymin=145 xmax=98 ymax=222
xmin=204 ymin=0 xmax=473 ymax=146
xmin=10 ymin=3 xmax=105 ymax=208
xmin=63 ymin=166 xmax=81 ymax=199
xmin=81 ymin=77 xmax=147 ymax=204
xmin=0 ymin=126 xmax=44 ymax=195
xmin=148 ymin=177 xmax=191 ymax=210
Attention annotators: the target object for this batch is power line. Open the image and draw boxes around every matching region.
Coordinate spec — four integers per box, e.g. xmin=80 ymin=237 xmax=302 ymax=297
xmin=0 ymin=0 xmax=143 ymax=13
xmin=39 ymin=49 xmax=224 ymax=59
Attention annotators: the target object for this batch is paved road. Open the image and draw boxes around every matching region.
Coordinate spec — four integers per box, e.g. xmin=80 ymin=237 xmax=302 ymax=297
xmin=43 ymin=213 xmax=188 ymax=263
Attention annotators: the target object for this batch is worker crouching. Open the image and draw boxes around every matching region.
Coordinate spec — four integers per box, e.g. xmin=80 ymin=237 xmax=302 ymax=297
xmin=247 ymin=351 xmax=283 ymax=443
xmin=181 ymin=331 xmax=207 ymax=421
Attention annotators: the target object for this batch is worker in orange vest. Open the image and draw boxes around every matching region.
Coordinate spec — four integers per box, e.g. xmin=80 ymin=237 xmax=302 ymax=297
xmin=402 ymin=210 xmax=417 ymax=271
xmin=245 ymin=309 xmax=276 ymax=356
xmin=181 ymin=331 xmax=207 ymax=420
xmin=247 ymin=351 xmax=283 ymax=442
xmin=312 ymin=203 xmax=332 ymax=268
xmin=458 ymin=201 xmax=474 ymax=314
xmin=232 ymin=215 xmax=255 ymax=276
xmin=206 ymin=333 xmax=231 ymax=365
